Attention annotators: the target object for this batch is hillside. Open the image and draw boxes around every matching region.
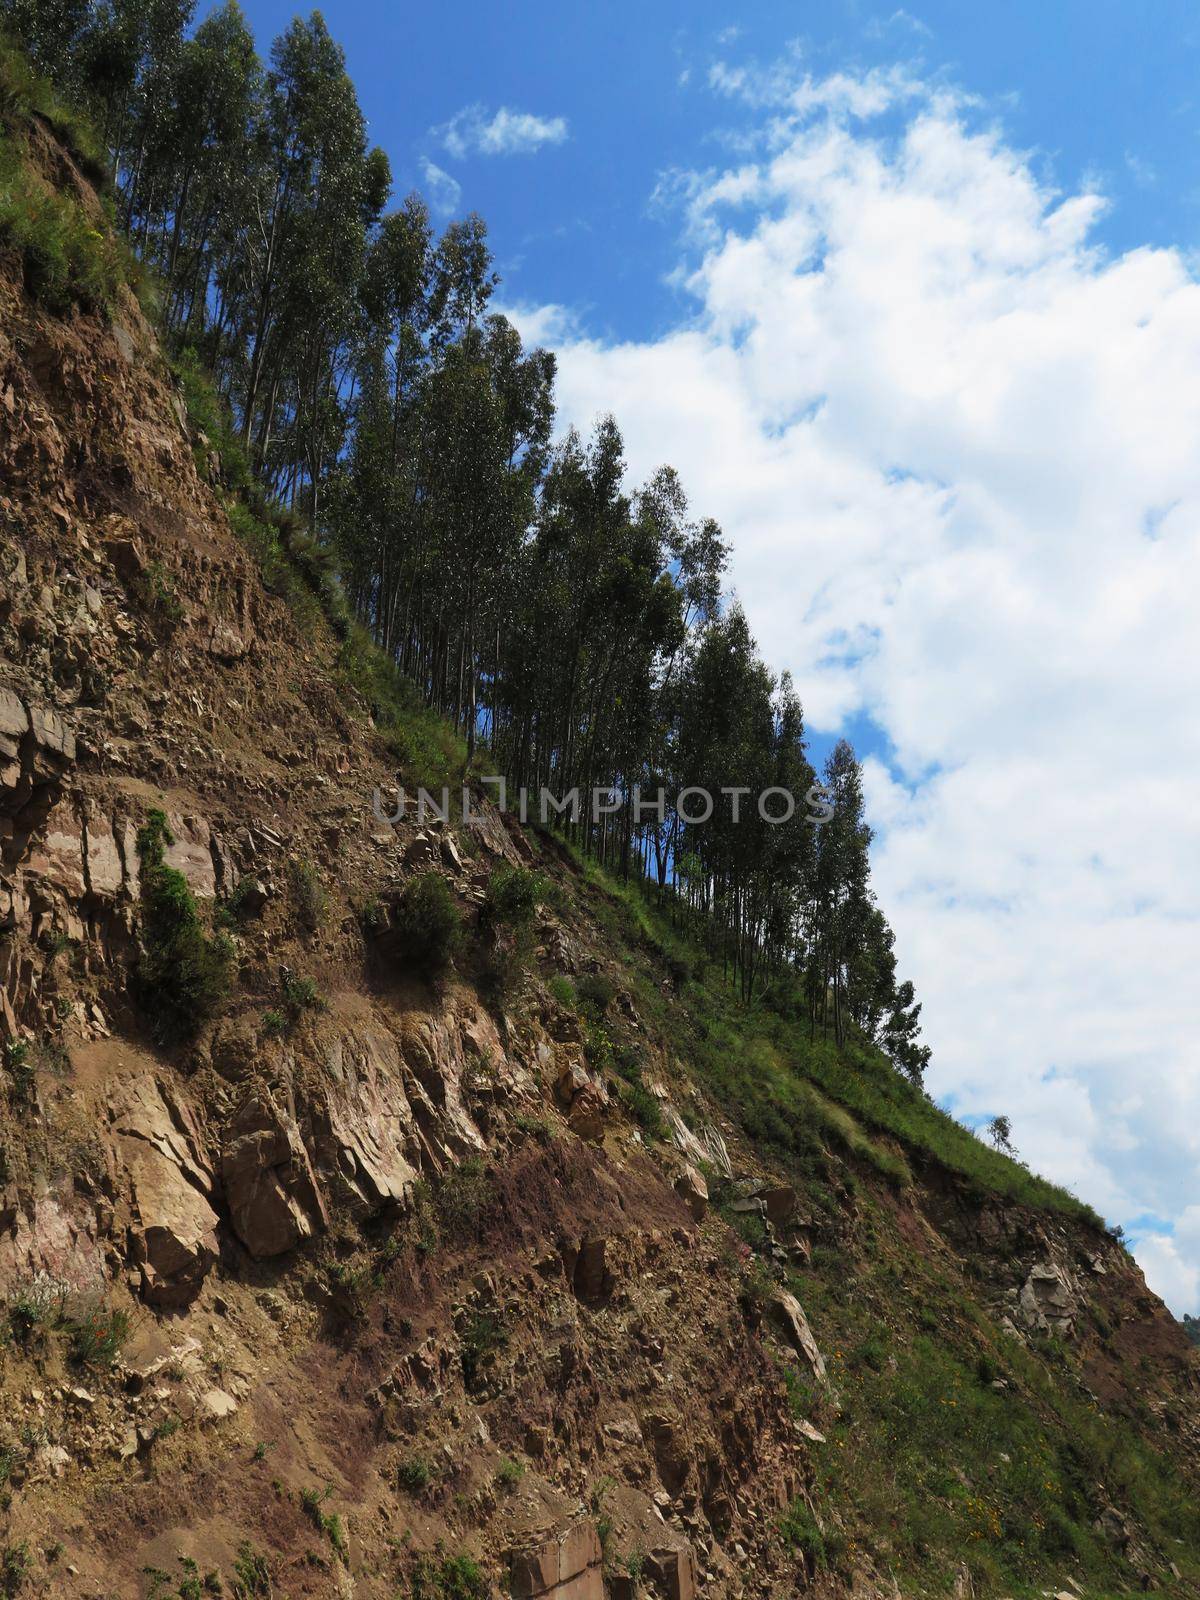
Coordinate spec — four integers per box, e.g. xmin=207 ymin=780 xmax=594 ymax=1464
xmin=1 ymin=61 xmax=1199 ymax=1600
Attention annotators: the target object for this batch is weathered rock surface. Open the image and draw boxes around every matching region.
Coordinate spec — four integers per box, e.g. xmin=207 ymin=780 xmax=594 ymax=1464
xmin=510 ymin=1522 xmax=603 ymax=1600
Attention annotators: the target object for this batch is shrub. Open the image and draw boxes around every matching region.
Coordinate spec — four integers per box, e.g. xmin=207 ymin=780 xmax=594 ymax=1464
xmin=287 ymin=860 xmax=326 ymax=933
xmin=410 ymin=1554 xmax=488 ymax=1600
xmin=495 ymin=1457 xmax=523 ymax=1489
xmin=230 ymin=1542 xmax=272 ymax=1597
xmin=480 ymin=866 xmax=543 ymax=931
xmin=436 ymin=1158 xmax=492 ymax=1243
xmin=66 ymin=1299 xmax=129 ymax=1368
xmin=281 ymin=974 xmax=324 ymax=1017
xmin=135 ymin=811 xmax=231 ymax=1042
xmin=547 ymin=975 xmax=576 ymax=1008
xmin=2 ymin=1039 xmax=34 ymax=1103
xmin=392 ymin=873 xmax=463 ymax=977
xmin=397 ymin=1456 xmax=433 ymax=1494
xmin=459 ymin=1309 xmax=507 ymax=1392
xmin=778 ymin=1498 xmax=827 ymax=1567
xmin=0 ymin=1540 xmax=31 ymax=1596
xmin=576 ymin=972 xmax=615 ymax=1015
xmin=5 ymin=1275 xmax=65 ymax=1344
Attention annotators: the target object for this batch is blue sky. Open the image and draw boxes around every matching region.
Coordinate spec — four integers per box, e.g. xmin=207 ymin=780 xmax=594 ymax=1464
xmin=229 ymin=0 xmax=1200 ymax=344
xmin=220 ymin=2 xmax=1200 ymax=1314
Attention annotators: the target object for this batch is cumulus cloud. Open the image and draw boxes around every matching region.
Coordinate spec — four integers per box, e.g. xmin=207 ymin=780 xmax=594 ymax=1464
xmin=438 ymin=104 xmax=568 ymax=160
xmin=510 ymin=61 xmax=1200 ymax=1312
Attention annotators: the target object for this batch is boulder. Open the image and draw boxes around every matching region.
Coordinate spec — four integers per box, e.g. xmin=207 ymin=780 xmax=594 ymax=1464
xmin=673 ymin=1164 xmax=708 ymax=1222
xmin=769 ymin=1289 xmax=828 ymax=1382
xmin=404 ymin=831 xmax=438 ymax=868
xmin=108 ymin=1075 xmax=219 ymax=1307
xmin=644 ymin=1547 xmax=697 ymax=1600
xmin=510 ymin=1522 xmax=603 ymax=1600
xmin=222 ymin=1091 xmax=328 ymax=1258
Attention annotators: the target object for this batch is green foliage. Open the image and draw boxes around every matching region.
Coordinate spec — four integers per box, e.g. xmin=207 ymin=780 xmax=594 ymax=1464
xmin=4 ymin=1276 xmax=64 ymax=1344
xmin=435 ymin=1157 xmax=492 ymax=1243
xmin=608 ymin=1039 xmax=664 ymax=1139
xmin=777 ymin=1499 xmax=827 ymax=1568
xmin=0 ymin=127 xmax=121 ymax=314
xmin=547 ymin=974 xmax=576 ymax=1008
xmin=280 ymin=974 xmax=325 ymax=1018
xmin=135 ymin=810 xmax=232 ymax=1043
xmin=391 ymin=872 xmax=463 ymax=977
xmin=396 ymin=1456 xmax=433 ymax=1494
xmin=575 ymin=971 xmax=615 ymax=1014
xmin=287 ymin=859 xmax=327 ymax=933
xmin=0 ymin=1540 xmax=31 ymax=1597
xmin=66 ymin=1299 xmax=129 ymax=1367
xmin=408 ymin=1554 xmax=488 ymax=1600
xmin=300 ymin=1487 xmax=348 ymax=1564
xmin=2 ymin=1038 xmax=34 ymax=1103
xmin=135 ymin=560 xmax=184 ymax=628
xmin=229 ymin=1542 xmax=272 ymax=1597
xmin=338 ymin=623 xmax=467 ymax=791
xmin=480 ymin=866 xmax=543 ymax=931
xmin=459 ymin=1309 xmax=507 ymax=1392
xmin=495 ymin=1457 xmax=523 ymax=1489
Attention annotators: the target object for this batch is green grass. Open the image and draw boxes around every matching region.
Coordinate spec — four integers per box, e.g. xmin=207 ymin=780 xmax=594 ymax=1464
xmin=0 ymin=126 xmax=122 ymax=313
xmin=135 ymin=810 xmax=232 ymax=1043
xmin=551 ymin=841 xmax=1103 ymax=1226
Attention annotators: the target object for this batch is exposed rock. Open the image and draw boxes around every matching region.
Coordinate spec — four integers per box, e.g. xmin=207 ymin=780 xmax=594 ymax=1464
xmin=310 ymin=1027 xmax=422 ymax=1214
xmin=107 ymin=1073 xmax=219 ymax=1306
xmin=644 ymin=1546 xmax=698 ymax=1600
xmin=769 ymin=1289 xmax=828 ymax=1382
xmin=510 ymin=1521 xmax=603 ymax=1600
xmin=198 ymin=1387 xmax=238 ymax=1422
xmin=673 ymin=1164 xmax=708 ymax=1222
xmin=404 ymin=831 xmax=438 ymax=868
xmin=1012 ymin=1257 xmax=1082 ymax=1337
xmin=572 ymin=1235 xmax=614 ymax=1303
xmin=222 ymin=1090 xmax=328 ymax=1257
xmin=441 ymin=833 xmax=464 ymax=872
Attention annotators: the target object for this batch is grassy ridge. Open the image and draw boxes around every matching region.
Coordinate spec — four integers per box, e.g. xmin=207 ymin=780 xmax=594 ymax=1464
xmin=558 ymin=838 xmax=1106 ymax=1228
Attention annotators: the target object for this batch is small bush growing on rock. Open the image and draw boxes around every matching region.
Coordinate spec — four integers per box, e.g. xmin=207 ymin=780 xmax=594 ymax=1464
xmin=396 ymin=1457 xmax=433 ymax=1494
xmin=459 ymin=1309 xmax=507 ymax=1392
xmin=0 ymin=1539 xmax=32 ymax=1596
xmin=135 ymin=811 xmax=232 ymax=1043
xmin=480 ymin=866 xmax=543 ymax=931
xmin=495 ymin=1457 xmax=523 ymax=1489
xmin=287 ymin=860 xmax=327 ymax=933
xmin=392 ymin=873 xmax=463 ymax=977
xmin=230 ymin=1541 xmax=272 ymax=1597
xmin=409 ymin=1554 xmax=488 ymax=1600
xmin=778 ymin=1499 xmax=827 ymax=1569
xmin=576 ymin=972 xmax=615 ymax=1015
xmin=547 ymin=974 xmax=576 ymax=1008
xmin=435 ymin=1158 xmax=492 ymax=1243
xmin=260 ymin=1009 xmax=286 ymax=1038
xmin=2 ymin=1040 xmax=34 ymax=1104
xmin=280 ymin=974 xmax=325 ymax=1018
xmin=5 ymin=1276 xmax=65 ymax=1346
xmin=66 ymin=1299 xmax=130 ymax=1368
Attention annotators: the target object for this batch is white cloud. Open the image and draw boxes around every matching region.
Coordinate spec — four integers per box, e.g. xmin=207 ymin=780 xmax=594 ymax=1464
xmin=1133 ymin=1209 xmax=1200 ymax=1311
xmin=438 ymin=104 xmax=568 ymax=160
xmin=419 ymin=158 xmax=461 ymax=216
xmin=511 ymin=63 xmax=1200 ymax=1313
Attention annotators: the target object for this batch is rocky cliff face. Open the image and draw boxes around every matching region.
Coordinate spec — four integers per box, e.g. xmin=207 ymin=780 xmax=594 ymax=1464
xmin=0 ymin=131 xmax=1198 ymax=1600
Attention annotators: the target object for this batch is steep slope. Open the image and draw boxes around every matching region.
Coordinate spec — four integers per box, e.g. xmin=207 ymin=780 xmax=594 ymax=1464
xmin=0 ymin=110 xmax=1198 ymax=1600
